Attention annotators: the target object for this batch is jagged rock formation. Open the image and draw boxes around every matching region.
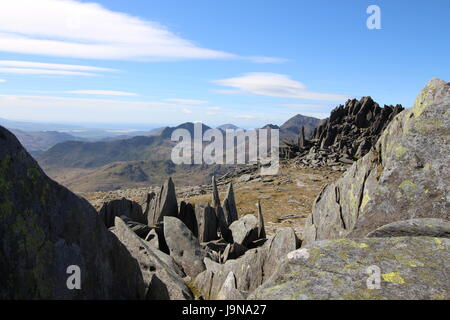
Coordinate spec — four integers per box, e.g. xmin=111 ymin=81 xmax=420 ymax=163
xmin=0 ymin=126 xmax=144 ymax=299
xmin=99 ymin=197 xmax=146 ymax=228
xmin=303 ymin=79 xmax=450 ymax=244
xmin=111 ymin=217 xmax=193 ymax=300
xmin=282 ymin=97 xmax=404 ymax=168
xmin=251 ymin=79 xmax=449 ymax=300
xmin=147 ymin=177 xmax=178 ymax=226
xmin=249 ymin=237 xmax=449 ymax=300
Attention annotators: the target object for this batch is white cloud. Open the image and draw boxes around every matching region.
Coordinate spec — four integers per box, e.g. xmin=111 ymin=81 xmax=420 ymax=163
xmin=213 ymin=73 xmax=351 ymax=101
xmin=166 ymin=98 xmax=208 ymax=105
xmin=0 ymin=79 xmax=6 ymax=83
xmin=0 ymin=0 xmax=285 ymax=63
xmin=0 ymin=0 xmax=235 ymax=61
xmin=0 ymin=60 xmax=116 ymax=72
xmin=233 ymin=114 xmax=255 ymax=119
xmin=0 ymin=60 xmax=117 ymax=76
xmin=68 ymin=90 xmax=139 ymax=96
xmin=0 ymin=67 xmax=98 ymax=76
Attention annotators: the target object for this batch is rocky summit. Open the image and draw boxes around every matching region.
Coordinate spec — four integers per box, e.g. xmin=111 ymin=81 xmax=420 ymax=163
xmin=282 ymin=96 xmax=404 ymax=170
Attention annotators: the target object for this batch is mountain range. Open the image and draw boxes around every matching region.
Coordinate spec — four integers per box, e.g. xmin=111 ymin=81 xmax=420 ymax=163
xmin=35 ymin=114 xmax=321 ymax=192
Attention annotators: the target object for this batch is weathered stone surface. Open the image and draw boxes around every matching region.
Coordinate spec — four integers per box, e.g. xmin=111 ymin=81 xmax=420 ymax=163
xmin=249 ymin=237 xmax=450 ymax=300
xmin=215 ymin=205 xmax=233 ymax=243
xmin=148 ymin=178 xmax=178 ymax=226
xmin=229 ymin=214 xmax=259 ymax=247
xmin=195 ymin=247 xmax=266 ymax=300
xmin=263 ymin=228 xmax=300 ymax=282
xmin=164 ymin=216 xmax=207 ymax=278
xmin=367 ymin=218 xmax=450 ymax=239
xmin=142 ymin=192 xmax=156 ymax=223
xmin=222 ymin=182 xmax=238 ymax=225
xmin=303 ymin=79 xmax=450 ymax=244
xmin=178 ymin=201 xmax=198 ymax=237
xmin=144 ymin=228 xmax=159 ymax=248
xmin=195 ymin=203 xmax=218 ymax=242
xmin=118 ymin=215 xmax=151 ymax=238
xmin=112 ymin=217 xmax=192 ymax=300
xmin=217 ymin=272 xmax=245 ymax=300
xmin=99 ymin=197 xmax=145 ymax=228
xmin=257 ymin=201 xmax=266 ymax=239
xmin=211 ymin=176 xmax=221 ymax=208
xmin=0 ymin=126 xmax=144 ymax=299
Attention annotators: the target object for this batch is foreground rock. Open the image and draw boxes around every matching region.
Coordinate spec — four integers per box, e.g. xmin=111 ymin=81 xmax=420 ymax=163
xmin=303 ymin=79 xmax=450 ymax=243
xmin=249 ymin=236 xmax=450 ymax=300
xmin=164 ymin=216 xmax=207 ymax=278
xmin=0 ymin=126 xmax=144 ymax=299
xmin=112 ymin=217 xmax=193 ymax=300
xmin=366 ymin=218 xmax=450 ymax=239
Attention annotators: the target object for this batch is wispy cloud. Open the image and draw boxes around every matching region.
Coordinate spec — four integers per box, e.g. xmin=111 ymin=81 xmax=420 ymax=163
xmin=181 ymin=108 xmax=193 ymax=114
xmin=213 ymin=73 xmax=351 ymax=101
xmin=0 ymin=60 xmax=116 ymax=76
xmin=247 ymin=56 xmax=289 ymax=64
xmin=0 ymin=79 xmax=6 ymax=83
xmin=68 ymin=90 xmax=139 ymax=96
xmin=166 ymin=98 xmax=208 ymax=105
xmin=233 ymin=114 xmax=255 ymax=119
xmin=0 ymin=0 xmax=284 ymax=63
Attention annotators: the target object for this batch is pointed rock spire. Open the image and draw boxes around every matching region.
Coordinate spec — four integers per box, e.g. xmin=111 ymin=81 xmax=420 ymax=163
xmin=211 ymin=175 xmax=221 ymax=208
xmin=257 ymin=201 xmax=266 ymax=239
xmin=222 ymin=182 xmax=238 ymax=225
xmin=298 ymin=126 xmax=306 ymax=149
xmin=148 ymin=177 xmax=178 ymax=226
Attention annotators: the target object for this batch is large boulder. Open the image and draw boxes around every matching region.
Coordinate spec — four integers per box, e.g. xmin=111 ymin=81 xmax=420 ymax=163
xmin=195 ymin=203 xmax=219 ymax=242
xmin=249 ymin=237 xmax=450 ymax=300
xmin=164 ymin=216 xmax=207 ymax=278
xmin=0 ymin=126 xmax=144 ymax=299
xmin=112 ymin=217 xmax=192 ymax=300
xmin=98 ymin=198 xmax=145 ymax=228
xmin=303 ymin=79 xmax=450 ymax=244
xmin=229 ymin=214 xmax=259 ymax=247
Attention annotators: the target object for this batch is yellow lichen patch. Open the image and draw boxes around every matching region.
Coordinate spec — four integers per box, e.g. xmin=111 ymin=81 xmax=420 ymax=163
xmin=431 ymin=294 xmax=446 ymax=300
xmin=434 ymin=238 xmax=442 ymax=245
xmin=360 ymin=193 xmax=371 ymax=212
xmin=395 ymin=145 xmax=408 ymax=159
xmin=382 ymin=272 xmax=405 ymax=284
xmin=398 ymin=180 xmax=417 ymax=199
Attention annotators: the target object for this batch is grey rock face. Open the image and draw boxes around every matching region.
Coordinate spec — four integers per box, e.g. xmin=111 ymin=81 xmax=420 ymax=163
xmin=217 ymin=272 xmax=245 ymax=300
xmin=366 ymin=218 xmax=450 ymax=239
xmin=148 ymin=178 xmax=178 ymax=226
xmin=178 ymin=201 xmax=198 ymax=237
xmin=229 ymin=214 xmax=259 ymax=247
xmin=263 ymin=228 xmax=300 ymax=282
xmin=303 ymin=79 xmax=450 ymax=244
xmin=222 ymin=182 xmax=238 ymax=225
xmin=250 ymin=237 xmax=450 ymax=300
xmin=195 ymin=247 xmax=266 ymax=300
xmin=257 ymin=201 xmax=266 ymax=239
xmin=195 ymin=203 xmax=219 ymax=242
xmin=0 ymin=126 xmax=144 ymax=299
xmin=112 ymin=217 xmax=192 ymax=300
xmin=99 ymin=197 xmax=145 ymax=228
xmin=164 ymin=216 xmax=207 ymax=278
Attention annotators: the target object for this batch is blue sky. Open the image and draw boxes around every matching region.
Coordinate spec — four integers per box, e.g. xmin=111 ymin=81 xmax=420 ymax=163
xmin=0 ymin=0 xmax=449 ymax=128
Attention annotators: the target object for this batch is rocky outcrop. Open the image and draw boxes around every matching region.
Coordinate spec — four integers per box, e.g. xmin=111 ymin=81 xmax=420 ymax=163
xmin=366 ymin=218 xmax=450 ymax=239
xmin=222 ymin=182 xmax=238 ymax=225
xmin=282 ymin=97 xmax=404 ymax=168
xmin=0 ymin=126 xmax=144 ymax=299
xmin=303 ymin=79 xmax=450 ymax=244
xmin=112 ymin=217 xmax=193 ymax=300
xmin=229 ymin=214 xmax=259 ymax=247
xmin=249 ymin=237 xmax=450 ymax=300
xmin=98 ymin=197 xmax=146 ymax=228
xmin=195 ymin=203 xmax=219 ymax=242
xmin=147 ymin=177 xmax=178 ymax=226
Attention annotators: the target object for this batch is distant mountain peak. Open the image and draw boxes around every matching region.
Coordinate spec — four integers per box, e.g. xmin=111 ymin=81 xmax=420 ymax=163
xmin=217 ymin=124 xmax=239 ymax=130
